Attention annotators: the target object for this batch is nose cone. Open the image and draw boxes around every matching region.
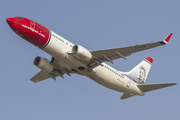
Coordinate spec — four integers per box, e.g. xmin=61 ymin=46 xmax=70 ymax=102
xmin=6 ymin=18 xmax=18 ymax=31
xmin=6 ymin=18 xmax=15 ymax=26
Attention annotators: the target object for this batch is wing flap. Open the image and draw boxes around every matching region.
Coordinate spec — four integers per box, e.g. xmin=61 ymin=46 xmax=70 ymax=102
xmin=137 ymin=83 xmax=177 ymax=92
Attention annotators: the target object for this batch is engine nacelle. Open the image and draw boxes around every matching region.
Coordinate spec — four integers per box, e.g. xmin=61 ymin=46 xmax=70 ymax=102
xmin=34 ymin=56 xmax=54 ymax=73
xmin=72 ymin=45 xmax=92 ymax=62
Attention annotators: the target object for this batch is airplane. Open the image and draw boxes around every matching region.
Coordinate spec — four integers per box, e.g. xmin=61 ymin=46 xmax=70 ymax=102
xmin=6 ymin=16 xmax=177 ymax=100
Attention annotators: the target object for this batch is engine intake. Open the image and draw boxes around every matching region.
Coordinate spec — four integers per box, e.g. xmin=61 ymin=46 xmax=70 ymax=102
xmin=34 ymin=56 xmax=54 ymax=73
xmin=72 ymin=45 xmax=92 ymax=62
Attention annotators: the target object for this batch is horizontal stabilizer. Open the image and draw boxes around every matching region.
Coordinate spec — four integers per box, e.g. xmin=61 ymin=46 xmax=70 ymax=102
xmin=121 ymin=93 xmax=135 ymax=100
xmin=137 ymin=83 xmax=177 ymax=92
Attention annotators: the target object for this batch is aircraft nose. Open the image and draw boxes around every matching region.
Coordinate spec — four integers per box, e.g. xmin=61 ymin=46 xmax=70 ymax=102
xmin=6 ymin=18 xmax=15 ymax=26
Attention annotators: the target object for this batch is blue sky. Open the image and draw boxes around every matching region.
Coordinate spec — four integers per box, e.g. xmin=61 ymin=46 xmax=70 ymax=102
xmin=1 ymin=0 xmax=180 ymax=120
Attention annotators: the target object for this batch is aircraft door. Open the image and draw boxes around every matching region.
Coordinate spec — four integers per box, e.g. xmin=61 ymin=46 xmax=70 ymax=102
xmin=30 ymin=20 xmax=36 ymax=30
xmin=127 ymin=79 xmax=131 ymax=88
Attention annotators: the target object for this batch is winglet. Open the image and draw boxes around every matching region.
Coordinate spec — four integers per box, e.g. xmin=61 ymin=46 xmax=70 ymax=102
xmin=164 ymin=33 xmax=172 ymax=43
xmin=159 ymin=33 xmax=172 ymax=45
xmin=145 ymin=56 xmax=153 ymax=64
xmin=161 ymin=33 xmax=172 ymax=45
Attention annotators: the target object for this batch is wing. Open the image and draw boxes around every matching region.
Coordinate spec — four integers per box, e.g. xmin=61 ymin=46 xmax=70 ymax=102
xmin=30 ymin=58 xmax=74 ymax=83
xmin=30 ymin=70 xmax=51 ymax=83
xmin=88 ymin=33 xmax=172 ymax=68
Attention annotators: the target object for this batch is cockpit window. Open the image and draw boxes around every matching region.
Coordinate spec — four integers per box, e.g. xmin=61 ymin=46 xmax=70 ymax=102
xmin=15 ymin=17 xmax=24 ymax=20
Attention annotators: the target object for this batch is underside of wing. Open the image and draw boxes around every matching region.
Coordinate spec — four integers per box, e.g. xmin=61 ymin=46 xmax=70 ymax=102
xmin=30 ymin=57 xmax=75 ymax=83
xmin=30 ymin=70 xmax=50 ymax=83
xmin=88 ymin=33 xmax=172 ymax=68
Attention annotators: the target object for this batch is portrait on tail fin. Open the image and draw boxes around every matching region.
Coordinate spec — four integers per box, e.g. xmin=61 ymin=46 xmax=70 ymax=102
xmin=133 ymin=66 xmax=146 ymax=84
xmin=123 ymin=56 xmax=153 ymax=84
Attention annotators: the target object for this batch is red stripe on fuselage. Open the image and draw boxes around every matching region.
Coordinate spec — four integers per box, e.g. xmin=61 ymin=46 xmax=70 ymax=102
xmin=6 ymin=17 xmax=50 ymax=48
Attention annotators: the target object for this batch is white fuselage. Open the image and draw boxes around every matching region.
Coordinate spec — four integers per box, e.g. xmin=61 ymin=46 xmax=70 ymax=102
xmin=42 ymin=31 xmax=144 ymax=96
xmin=6 ymin=17 xmax=176 ymax=100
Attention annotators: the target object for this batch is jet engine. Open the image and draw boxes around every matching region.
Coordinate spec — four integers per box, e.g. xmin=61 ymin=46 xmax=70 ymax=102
xmin=34 ymin=56 xmax=54 ymax=73
xmin=72 ymin=45 xmax=92 ymax=62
